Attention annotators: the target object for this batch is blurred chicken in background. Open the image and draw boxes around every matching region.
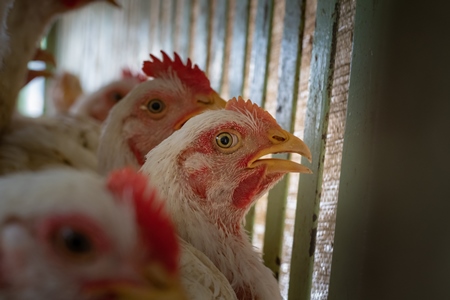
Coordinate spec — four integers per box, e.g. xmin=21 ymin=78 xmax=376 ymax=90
xmin=49 ymin=68 xmax=146 ymax=122
xmin=98 ymin=51 xmax=227 ymax=174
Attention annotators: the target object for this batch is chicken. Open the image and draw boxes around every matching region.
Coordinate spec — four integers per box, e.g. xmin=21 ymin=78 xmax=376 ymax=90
xmin=98 ymin=51 xmax=227 ymax=174
xmin=0 ymin=167 xmax=186 ymax=300
xmin=0 ymin=113 xmax=100 ymax=175
xmin=0 ymin=0 xmax=119 ymax=134
xmin=109 ymin=168 xmax=238 ymax=300
xmin=140 ymin=97 xmax=313 ymax=299
xmin=70 ymin=68 xmax=147 ymax=122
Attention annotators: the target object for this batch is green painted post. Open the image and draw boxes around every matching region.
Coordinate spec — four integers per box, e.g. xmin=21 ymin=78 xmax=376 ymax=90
xmin=287 ymin=0 xmax=339 ymax=299
xmin=263 ymin=0 xmax=307 ymax=280
xmin=245 ymin=0 xmax=275 ymax=239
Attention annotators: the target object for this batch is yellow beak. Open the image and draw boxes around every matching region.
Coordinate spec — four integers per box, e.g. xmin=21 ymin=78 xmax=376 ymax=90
xmin=248 ymin=128 xmax=313 ymax=174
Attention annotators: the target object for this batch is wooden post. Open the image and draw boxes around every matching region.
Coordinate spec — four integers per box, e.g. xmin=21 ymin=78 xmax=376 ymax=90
xmin=288 ymin=0 xmax=339 ymax=298
xmin=263 ymin=0 xmax=307 ymax=280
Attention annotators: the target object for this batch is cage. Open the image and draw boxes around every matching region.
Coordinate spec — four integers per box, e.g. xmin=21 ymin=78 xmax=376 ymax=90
xmin=9 ymin=0 xmax=450 ymax=299
xmin=40 ymin=0 xmax=355 ymax=298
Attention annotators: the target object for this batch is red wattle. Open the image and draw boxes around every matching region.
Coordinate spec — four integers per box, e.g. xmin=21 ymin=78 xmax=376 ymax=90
xmin=232 ymin=167 xmax=265 ymax=209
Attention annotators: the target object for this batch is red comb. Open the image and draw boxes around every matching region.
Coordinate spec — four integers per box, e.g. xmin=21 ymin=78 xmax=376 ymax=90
xmin=121 ymin=68 xmax=147 ymax=83
xmin=142 ymin=51 xmax=214 ymax=95
xmin=106 ymin=168 xmax=179 ymax=274
xmin=225 ymin=96 xmax=277 ymax=124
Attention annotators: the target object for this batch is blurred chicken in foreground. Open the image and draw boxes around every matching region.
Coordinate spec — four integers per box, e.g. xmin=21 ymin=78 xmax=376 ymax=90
xmin=0 ymin=167 xmax=186 ymax=300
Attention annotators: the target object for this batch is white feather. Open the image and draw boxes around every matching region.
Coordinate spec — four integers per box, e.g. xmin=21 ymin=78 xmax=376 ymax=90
xmin=0 ymin=114 xmax=99 ymax=175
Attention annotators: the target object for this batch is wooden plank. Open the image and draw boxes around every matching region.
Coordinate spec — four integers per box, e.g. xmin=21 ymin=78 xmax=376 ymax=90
xmin=159 ymin=0 xmax=174 ymax=53
xmin=208 ymin=0 xmax=228 ymax=92
xmin=192 ymin=0 xmax=210 ymax=71
xmin=248 ymin=0 xmax=274 ymax=107
xmin=262 ymin=0 xmax=306 ymax=280
xmin=175 ymin=0 xmax=192 ymax=59
xmin=227 ymin=0 xmax=250 ymax=97
xmin=245 ymin=0 xmax=275 ymax=238
xmin=288 ymin=0 xmax=339 ymax=299
xmin=149 ymin=0 xmax=161 ymax=54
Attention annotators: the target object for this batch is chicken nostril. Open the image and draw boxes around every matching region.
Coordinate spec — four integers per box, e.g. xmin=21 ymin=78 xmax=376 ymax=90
xmin=272 ymin=135 xmax=286 ymax=142
xmin=196 ymin=98 xmax=212 ymax=105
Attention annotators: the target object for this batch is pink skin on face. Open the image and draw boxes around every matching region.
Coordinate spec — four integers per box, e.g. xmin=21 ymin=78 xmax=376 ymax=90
xmin=179 ymin=122 xmax=286 ymax=216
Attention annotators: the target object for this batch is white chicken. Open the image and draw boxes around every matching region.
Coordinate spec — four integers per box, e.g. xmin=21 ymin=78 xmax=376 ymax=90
xmin=140 ymin=97 xmax=313 ymax=299
xmin=0 ymin=113 xmax=100 ymax=175
xmin=0 ymin=167 xmax=187 ymax=300
xmin=98 ymin=51 xmax=226 ymax=174
xmin=109 ymin=168 xmax=238 ymax=300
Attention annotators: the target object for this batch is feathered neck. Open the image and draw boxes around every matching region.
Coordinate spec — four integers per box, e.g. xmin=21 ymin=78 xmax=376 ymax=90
xmin=141 ymin=144 xmax=282 ymax=300
xmin=97 ymin=116 xmax=138 ymax=175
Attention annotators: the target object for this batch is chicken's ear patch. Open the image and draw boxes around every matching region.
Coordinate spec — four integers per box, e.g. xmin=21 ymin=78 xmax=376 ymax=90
xmin=121 ymin=68 xmax=147 ymax=83
xmin=106 ymin=168 xmax=180 ymax=275
xmin=225 ymin=96 xmax=277 ymax=125
xmin=142 ymin=51 xmax=214 ymax=95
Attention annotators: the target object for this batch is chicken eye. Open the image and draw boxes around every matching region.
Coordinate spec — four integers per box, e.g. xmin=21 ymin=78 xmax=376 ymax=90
xmin=147 ymin=99 xmax=166 ymax=113
xmin=216 ymin=132 xmax=239 ymax=149
xmin=53 ymin=227 xmax=94 ymax=260
xmin=111 ymin=92 xmax=123 ymax=102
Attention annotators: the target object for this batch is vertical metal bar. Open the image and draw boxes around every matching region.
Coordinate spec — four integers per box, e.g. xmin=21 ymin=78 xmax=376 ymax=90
xmin=245 ymin=0 xmax=275 ymax=237
xmin=288 ymin=0 xmax=339 ymax=299
xmin=208 ymin=0 xmax=228 ymax=92
xmin=262 ymin=0 xmax=306 ymax=280
xmin=227 ymin=0 xmax=250 ymax=97
xmin=192 ymin=0 xmax=210 ymax=70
